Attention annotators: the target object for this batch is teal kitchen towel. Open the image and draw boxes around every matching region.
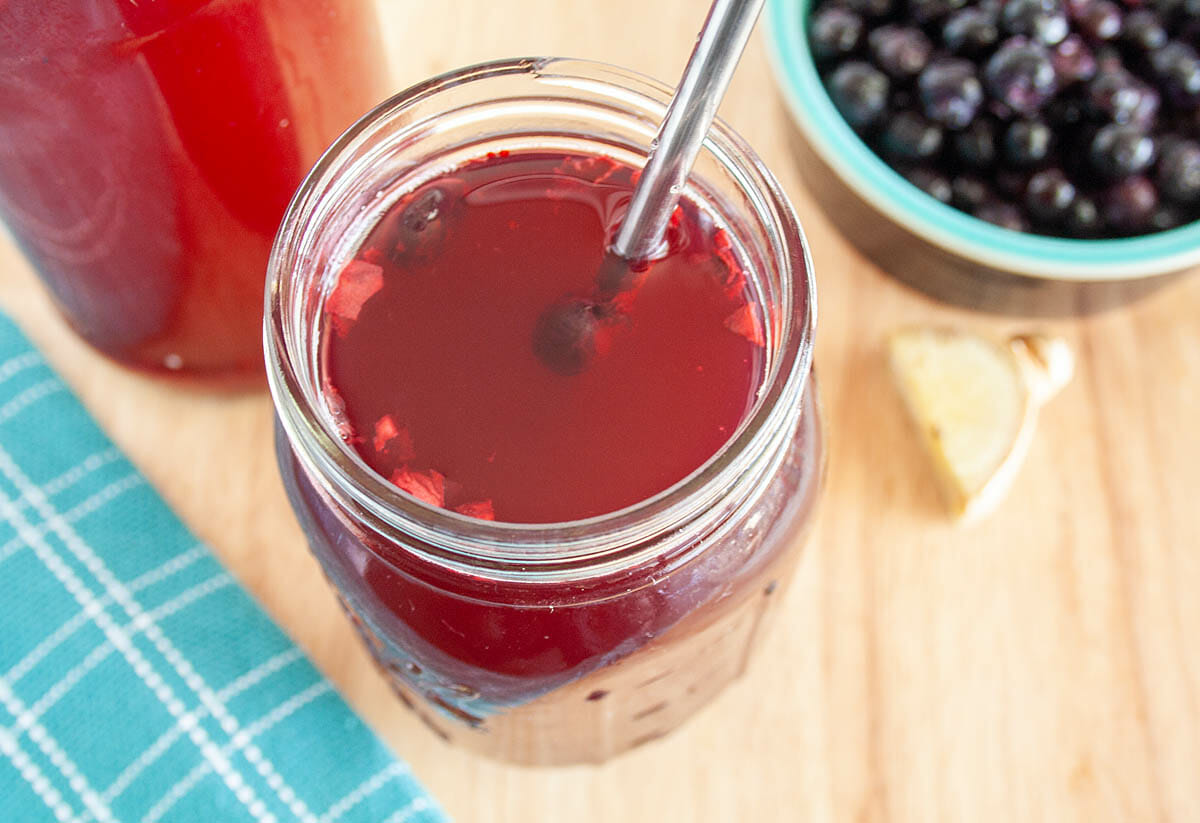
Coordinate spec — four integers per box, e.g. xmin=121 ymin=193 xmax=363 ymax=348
xmin=0 ymin=315 xmax=447 ymax=823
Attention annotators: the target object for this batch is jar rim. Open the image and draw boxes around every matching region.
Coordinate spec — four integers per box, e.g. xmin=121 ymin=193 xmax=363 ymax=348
xmin=265 ymin=57 xmax=817 ymax=573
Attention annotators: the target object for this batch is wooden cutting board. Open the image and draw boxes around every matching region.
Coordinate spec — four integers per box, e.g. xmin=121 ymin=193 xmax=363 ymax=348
xmin=1 ymin=1 xmax=1196 ymax=820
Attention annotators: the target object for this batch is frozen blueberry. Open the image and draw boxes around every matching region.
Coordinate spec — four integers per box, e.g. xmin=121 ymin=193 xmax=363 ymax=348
xmin=943 ymin=7 xmax=1001 ymax=54
xmin=1066 ymin=196 xmax=1103 ymax=236
xmin=1149 ymin=205 xmax=1186 ymax=231
xmin=904 ymin=167 xmax=954 ymax=202
xmin=985 ymin=39 xmax=1058 ymax=115
xmin=869 ymin=25 xmax=933 ymax=78
xmin=881 ymin=110 xmax=945 ymax=159
xmin=1026 ymin=167 xmax=1077 ymax=222
xmin=977 ymin=200 xmax=1031 ymax=230
xmin=1121 ymin=10 xmax=1167 ymax=51
xmin=1090 ymin=124 xmax=1156 ymax=178
xmin=1151 ymin=42 xmax=1200 ymax=106
xmin=1002 ymin=0 xmax=1070 ymax=45
xmin=1052 ymin=35 xmax=1097 ymax=85
xmin=1087 ymin=68 xmax=1159 ymax=126
xmin=910 ymin=0 xmax=969 ymax=24
xmin=842 ymin=0 xmax=895 ymax=17
xmin=1077 ymin=1 xmax=1122 ymax=41
xmin=951 ymin=175 xmax=992 ymax=212
xmin=1004 ymin=119 xmax=1054 ymax=166
xmin=1103 ymin=176 xmax=1158 ymax=232
xmin=828 ymin=62 xmax=891 ymax=129
xmin=1157 ymin=139 xmax=1200 ymax=203
xmin=953 ymin=117 xmax=999 ymax=167
xmin=919 ymin=58 xmax=984 ymax=128
xmin=809 ymin=6 xmax=865 ymax=61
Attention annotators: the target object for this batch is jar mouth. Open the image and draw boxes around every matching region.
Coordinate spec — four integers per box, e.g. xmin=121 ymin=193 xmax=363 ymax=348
xmin=265 ymin=57 xmax=816 ymax=571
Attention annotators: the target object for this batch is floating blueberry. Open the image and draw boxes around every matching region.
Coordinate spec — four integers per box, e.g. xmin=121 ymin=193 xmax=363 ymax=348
xmin=810 ymin=6 xmax=865 ymax=61
xmin=1003 ymin=118 xmax=1055 ymax=166
xmin=828 ymin=61 xmax=891 ymax=129
xmin=1002 ymin=0 xmax=1070 ymax=45
xmin=881 ymin=110 xmax=945 ymax=159
xmin=532 ymin=298 xmax=602 ymax=376
xmin=387 ymin=182 xmax=463 ymax=262
xmin=869 ymin=25 xmax=933 ymax=78
xmin=1157 ymin=139 xmax=1200 ymax=203
xmin=1052 ymin=35 xmax=1097 ymax=85
xmin=1090 ymin=124 xmax=1156 ymax=178
xmin=985 ymin=38 xmax=1058 ymax=115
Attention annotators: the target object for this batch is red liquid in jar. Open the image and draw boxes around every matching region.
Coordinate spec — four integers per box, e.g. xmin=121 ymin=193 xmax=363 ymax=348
xmin=283 ymin=149 xmax=821 ymax=762
xmin=0 ymin=0 xmax=385 ymax=375
xmin=322 ymin=151 xmax=767 ymax=523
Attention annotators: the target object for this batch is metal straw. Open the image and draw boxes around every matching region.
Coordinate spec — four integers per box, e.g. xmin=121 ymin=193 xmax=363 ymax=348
xmin=611 ymin=0 xmax=766 ymax=262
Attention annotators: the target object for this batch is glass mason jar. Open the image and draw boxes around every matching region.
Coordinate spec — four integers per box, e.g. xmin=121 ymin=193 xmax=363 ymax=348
xmin=0 ymin=0 xmax=387 ymax=377
xmin=266 ymin=58 xmax=824 ymax=765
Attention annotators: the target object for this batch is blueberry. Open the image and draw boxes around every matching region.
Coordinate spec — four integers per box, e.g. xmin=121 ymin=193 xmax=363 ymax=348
xmin=1002 ymin=0 xmax=1070 ymax=45
xmin=387 ymin=183 xmax=462 ymax=262
xmin=828 ymin=62 xmax=891 ymax=129
xmin=1090 ymin=124 xmax=1156 ymax=178
xmin=1103 ymin=175 xmax=1158 ymax=232
xmin=1077 ymin=1 xmax=1123 ymax=41
xmin=1026 ymin=167 xmax=1077 ymax=222
xmin=1004 ymin=119 xmax=1055 ymax=166
xmin=1151 ymin=42 xmax=1200 ymax=106
xmin=1149 ymin=205 xmax=1186 ymax=231
xmin=953 ymin=117 xmax=999 ymax=167
xmin=809 ymin=7 xmax=865 ymax=60
xmin=532 ymin=298 xmax=601 ymax=375
xmin=1156 ymin=139 xmax=1200 ymax=203
xmin=984 ymin=38 xmax=1059 ymax=115
xmin=904 ymin=167 xmax=955 ymax=202
xmin=1087 ymin=68 xmax=1159 ymax=126
xmin=909 ymin=0 xmax=969 ymax=24
xmin=943 ymin=8 xmax=1001 ymax=55
xmin=977 ymin=200 xmax=1031 ymax=230
xmin=881 ymin=110 xmax=945 ymax=159
xmin=919 ymin=58 xmax=985 ymax=128
xmin=842 ymin=0 xmax=895 ymax=17
xmin=1066 ymin=196 xmax=1102 ymax=236
xmin=868 ymin=25 xmax=933 ymax=78
xmin=995 ymin=169 xmax=1032 ymax=197
xmin=1121 ymin=10 xmax=1167 ymax=52
xmin=951 ymin=175 xmax=992 ymax=211
xmin=1052 ymin=35 xmax=1097 ymax=85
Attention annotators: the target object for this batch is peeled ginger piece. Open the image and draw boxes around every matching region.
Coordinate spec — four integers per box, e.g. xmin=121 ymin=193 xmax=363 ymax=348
xmin=887 ymin=328 xmax=1073 ymax=523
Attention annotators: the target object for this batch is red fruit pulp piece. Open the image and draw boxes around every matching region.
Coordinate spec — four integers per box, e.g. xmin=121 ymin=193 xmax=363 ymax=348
xmin=326 ymin=259 xmax=384 ymax=336
xmin=372 ymin=414 xmax=416 ymax=460
xmin=389 ymin=466 xmax=446 ymax=508
xmin=454 ymin=499 xmax=496 ymax=520
xmin=724 ymin=304 xmax=765 ymax=347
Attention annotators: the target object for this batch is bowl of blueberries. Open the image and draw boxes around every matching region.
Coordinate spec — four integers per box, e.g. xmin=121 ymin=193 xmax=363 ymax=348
xmin=765 ymin=0 xmax=1200 ymax=312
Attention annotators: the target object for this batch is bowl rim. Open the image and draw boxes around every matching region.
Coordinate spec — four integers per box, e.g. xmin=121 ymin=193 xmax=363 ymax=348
xmin=764 ymin=0 xmax=1200 ymax=282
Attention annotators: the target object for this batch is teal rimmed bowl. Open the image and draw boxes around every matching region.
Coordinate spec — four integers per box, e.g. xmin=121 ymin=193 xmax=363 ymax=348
xmin=764 ymin=0 xmax=1200 ymax=313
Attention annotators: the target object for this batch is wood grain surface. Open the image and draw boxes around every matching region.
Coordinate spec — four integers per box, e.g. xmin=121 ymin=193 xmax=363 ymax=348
xmin=2 ymin=1 xmax=1198 ymax=820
